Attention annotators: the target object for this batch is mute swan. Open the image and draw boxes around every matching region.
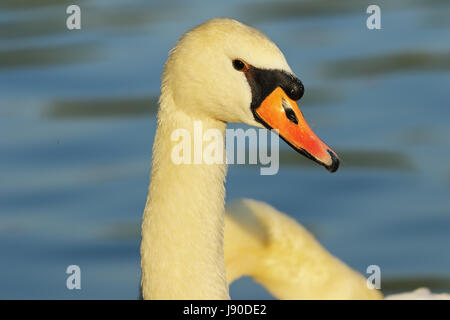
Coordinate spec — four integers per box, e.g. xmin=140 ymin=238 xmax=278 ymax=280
xmin=224 ymin=199 xmax=382 ymax=299
xmin=140 ymin=17 xmax=382 ymax=300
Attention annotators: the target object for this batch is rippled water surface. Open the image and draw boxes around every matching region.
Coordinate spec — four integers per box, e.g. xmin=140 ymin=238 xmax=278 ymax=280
xmin=1 ymin=0 xmax=449 ymax=299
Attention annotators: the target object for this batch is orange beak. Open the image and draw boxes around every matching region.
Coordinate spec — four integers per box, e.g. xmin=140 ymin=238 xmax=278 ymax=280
xmin=254 ymin=87 xmax=340 ymax=172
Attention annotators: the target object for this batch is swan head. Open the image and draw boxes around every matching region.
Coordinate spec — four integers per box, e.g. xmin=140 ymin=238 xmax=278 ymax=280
xmin=163 ymin=18 xmax=339 ymax=172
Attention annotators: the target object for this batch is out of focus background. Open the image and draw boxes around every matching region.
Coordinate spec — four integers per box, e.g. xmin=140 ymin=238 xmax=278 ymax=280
xmin=1 ymin=0 xmax=449 ymax=299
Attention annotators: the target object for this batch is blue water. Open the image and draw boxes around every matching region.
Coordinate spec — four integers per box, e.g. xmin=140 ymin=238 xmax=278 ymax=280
xmin=1 ymin=0 xmax=449 ymax=299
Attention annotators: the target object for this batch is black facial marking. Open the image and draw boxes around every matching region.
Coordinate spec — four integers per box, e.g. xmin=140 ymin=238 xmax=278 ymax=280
xmin=244 ymin=66 xmax=304 ymax=113
xmin=239 ymin=63 xmax=338 ymax=173
xmin=242 ymin=65 xmax=323 ymax=168
xmin=282 ymin=98 xmax=298 ymax=124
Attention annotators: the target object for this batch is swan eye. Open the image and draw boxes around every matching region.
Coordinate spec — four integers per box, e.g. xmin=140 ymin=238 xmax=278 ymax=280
xmin=232 ymin=59 xmax=248 ymax=72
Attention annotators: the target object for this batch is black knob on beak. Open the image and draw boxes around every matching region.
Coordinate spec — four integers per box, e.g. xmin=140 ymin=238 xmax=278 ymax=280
xmin=281 ymin=75 xmax=304 ymax=101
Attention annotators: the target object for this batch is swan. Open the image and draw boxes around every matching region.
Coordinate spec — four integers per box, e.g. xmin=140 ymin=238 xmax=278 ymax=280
xmin=140 ymin=17 xmax=380 ymax=300
xmin=223 ymin=199 xmax=382 ymax=299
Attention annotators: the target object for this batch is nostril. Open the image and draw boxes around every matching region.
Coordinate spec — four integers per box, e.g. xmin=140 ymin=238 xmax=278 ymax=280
xmin=282 ymin=98 xmax=298 ymax=124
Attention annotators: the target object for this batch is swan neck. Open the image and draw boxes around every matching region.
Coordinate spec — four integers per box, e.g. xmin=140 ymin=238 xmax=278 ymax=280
xmin=141 ymin=93 xmax=229 ymax=299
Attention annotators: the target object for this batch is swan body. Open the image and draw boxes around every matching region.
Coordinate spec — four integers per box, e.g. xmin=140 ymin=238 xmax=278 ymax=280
xmin=224 ymin=199 xmax=382 ymax=299
xmin=385 ymin=288 xmax=450 ymax=300
xmin=140 ymin=18 xmax=440 ymax=300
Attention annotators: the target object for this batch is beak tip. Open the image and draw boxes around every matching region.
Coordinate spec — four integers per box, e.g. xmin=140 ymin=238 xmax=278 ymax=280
xmin=325 ymin=149 xmax=340 ymax=173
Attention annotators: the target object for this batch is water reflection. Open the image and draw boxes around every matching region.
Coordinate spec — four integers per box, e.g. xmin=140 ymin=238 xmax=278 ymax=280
xmin=324 ymin=51 xmax=450 ymax=78
xmin=46 ymin=96 xmax=159 ymax=118
xmin=383 ymin=276 xmax=450 ymax=293
xmin=241 ymin=0 xmax=450 ymax=23
xmin=0 ymin=44 xmax=99 ymax=69
xmin=0 ymin=17 xmax=65 ymax=40
xmin=0 ymin=0 xmax=63 ymax=9
xmin=241 ymin=0 xmax=365 ymax=22
xmin=278 ymin=149 xmax=415 ymax=171
xmin=233 ymin=148 xmax=415 ymax=171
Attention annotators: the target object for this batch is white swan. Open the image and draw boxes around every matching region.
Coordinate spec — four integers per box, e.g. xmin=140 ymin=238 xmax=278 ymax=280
xmin=139 ymin=18 xmax=443 ymax=300
xmin=224 ymin=199 xmax=381 ymax=299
